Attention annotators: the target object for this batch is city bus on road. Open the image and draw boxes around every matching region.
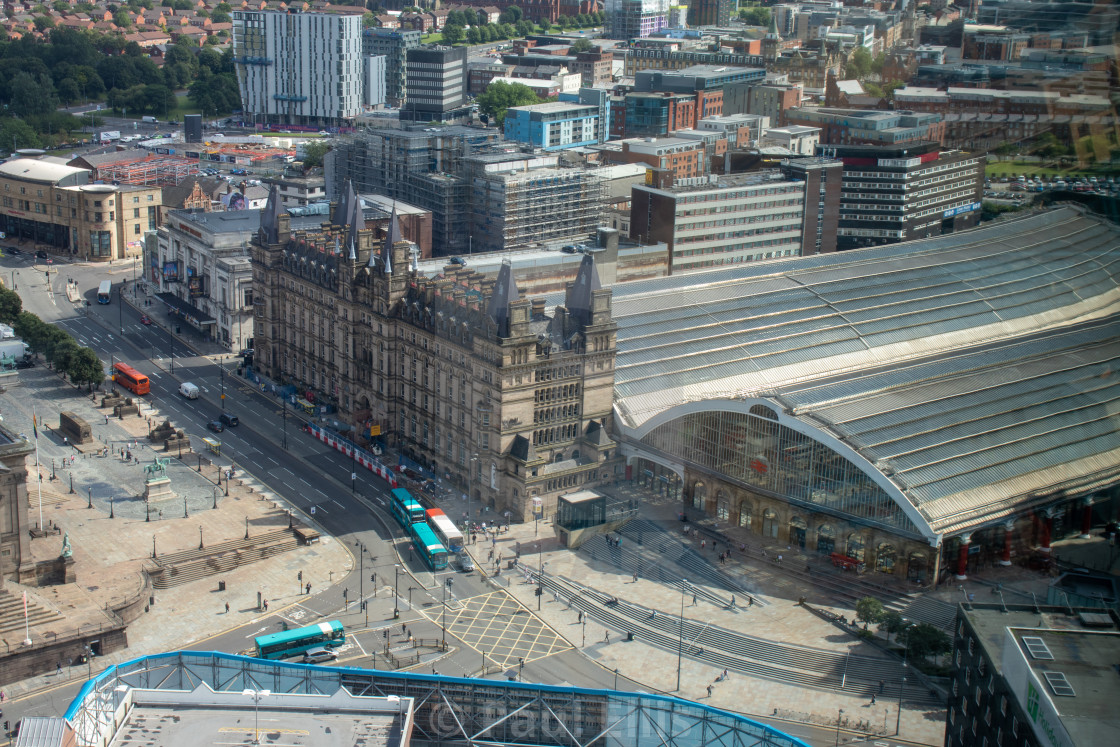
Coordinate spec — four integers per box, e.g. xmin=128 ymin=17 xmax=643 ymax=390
xmin=426 ymin=508 xmax=464 ymax=552
xmin=254 ymin=620 xmax=345 ymax=660
xmin=389 ymin=487 xmax=425 ymax=528
xmin=97 ymin=280 xmax=112 ymax=304
xmin=408 ymin=522 xmax=449 ymax=571
xmin=112 ymin=362 xmax=150 ymax=395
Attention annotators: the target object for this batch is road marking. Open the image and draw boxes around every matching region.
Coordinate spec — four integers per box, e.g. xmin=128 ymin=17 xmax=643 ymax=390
xmin=148 ymin=371 xmax=161 ymax=379
xmin=265 ymin=456 xmax=278 ymax=466
xmin=313 ymin=503 xmax=329 ymax=513
xmin=333 ymin=499 xmax=345 ymax=508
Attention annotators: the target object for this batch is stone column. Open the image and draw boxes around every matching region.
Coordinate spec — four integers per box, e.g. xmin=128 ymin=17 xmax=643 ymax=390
xmin=999 ymin=521 xmax=1014 ymax=566
xmin=955 ymin=533 xmax=971 ymax=580
xmin=1038 ymin=509 xmax=1054 ymax=553
xmin=1079 ymin=497 xmax=1094 ymax=540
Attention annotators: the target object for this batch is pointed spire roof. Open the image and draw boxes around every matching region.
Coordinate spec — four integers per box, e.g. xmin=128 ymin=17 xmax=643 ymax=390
xmin=259 ymin=184 xmax=281 ymax=245
xmin=565 ymin=253 xmax=601 ymax=328
xmin=342 ymin=181 xmax=362 ymax=258
xmin=487 ymin=261 xmax=520 ymax=334
xmin=386 ymin=203 xmax=402 ymax=247
xmin=766 ymin=12 xmax=781 ymax=39
xmin=332 ymin=179 xmax=355 ymax=226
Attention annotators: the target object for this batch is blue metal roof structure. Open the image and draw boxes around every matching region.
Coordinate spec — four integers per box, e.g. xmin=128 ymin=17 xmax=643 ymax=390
xmin=63 ymin=651 xmax=809 ymax=747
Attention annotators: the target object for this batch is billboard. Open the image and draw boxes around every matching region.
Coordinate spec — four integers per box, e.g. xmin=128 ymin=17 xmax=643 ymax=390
xmin=222 ymin=191 xmax=247 ymax=211
xmin=162 ymin=261 xmax=179 ymax=281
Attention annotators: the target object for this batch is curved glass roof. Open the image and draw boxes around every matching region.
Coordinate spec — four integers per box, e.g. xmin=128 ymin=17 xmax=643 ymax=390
xmin=611 ymin=208 xmax=1120 ymax=536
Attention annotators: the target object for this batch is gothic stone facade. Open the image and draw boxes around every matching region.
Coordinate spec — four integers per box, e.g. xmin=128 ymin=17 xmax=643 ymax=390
xmin=251 ymin=212 xmax=619 ymax=522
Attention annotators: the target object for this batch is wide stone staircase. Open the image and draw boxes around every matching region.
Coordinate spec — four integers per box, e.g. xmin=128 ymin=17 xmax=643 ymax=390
xmin=144 ymin=529 xmax=300 ymax=589
xmin=0 ymin=588 xmax=65 ymax=636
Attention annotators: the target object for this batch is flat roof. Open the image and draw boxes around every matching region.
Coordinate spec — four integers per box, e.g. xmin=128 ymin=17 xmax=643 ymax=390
xmin=604 ymin=207 xmax=1120 ymax=540
xmin=107 ymin=706 xmax=401 ymax=747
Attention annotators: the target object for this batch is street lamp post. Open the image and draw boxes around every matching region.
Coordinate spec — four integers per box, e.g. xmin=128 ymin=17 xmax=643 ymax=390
xmin=152 ymin=535 xmax=156 ymax=559
xmin=118 ymin=285 xmax=123 ymax=337
xmin=109 ymin=494 xmax=114 ymax=519
xmin=581 ymin=620 xmax=586 ymax=647
xmin=469 ymin=454 xmax=478 ymax=536
xmin=212 ymin=486 xmax=218 ymax=509
xmin=244 ymin=515 xmax=249 ymax=540
xmin=243 ymin=689 xmax=271 ymax=745
xmin=614 ymin=668 xmax=619 ymax=690
xmin=834 ymin=708 xmax=844 ymax=747
xmin=895 ymin=676 xmax=907 ymax=735
xmin=676 ymin=579 xmax=688 ymax=691
xmin=87 ymin=486 xmax=92 ymax=509
xmin=442 ymin=578 xmax=453 ymax=647
xmin=199 ymin=525 xmax=204 ymax=550
xmin=183 ymin=495 xmax=188 ymax=518
xmin=519 ymin=657 xmax=524 ymax=682
xmin=393 ymin=564 xmax=400 ymax=618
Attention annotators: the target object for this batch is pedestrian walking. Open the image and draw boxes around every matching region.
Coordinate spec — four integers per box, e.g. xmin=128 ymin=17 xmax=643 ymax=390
xmin=0 ymin=690 xmax=5 ymax=702
xmin=56 ymin=662 xmax=63 ymax=676
xmin=878 ymin=680 xmax=885 ymax=694
xmin=578 ymin=610 xmax=583 ymax=623
xmin=748 ymin=596 xmax=754 ymax=608
xmin=722 ymin=668 xmax=728 ymax=679
xmin=871 ymin=694 xmax=876 ymax=705
xmin=692 ymin=593 xmax=698 ymax=606
xmin=305 ymin=581 xmax=311 ymax=594
xmin=402 ymin=623 xmax=407 ymax=635
xmin=701 ymin=539 xmax=706 ymax=550
xmin=225 ymin=602 xmax=230 ymax=613
xmin=488 ymin=549 xmax=494 ymax=561
xmin=706 ymin=685 xmax=713 ymax=697
xmin=603 ymin=631 xmax=610 ymax=644
xmin=632 ymin=572 xmax=638 ymax=583
xmin=263 ymin=599 xmax=268 ymax=611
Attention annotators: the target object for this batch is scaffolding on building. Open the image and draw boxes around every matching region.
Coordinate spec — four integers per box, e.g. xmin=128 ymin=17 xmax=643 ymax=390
xmin=479 ymin=167 xmax=605 ymax=252
xmin=95 ymin=155 xmax=201 ymax=187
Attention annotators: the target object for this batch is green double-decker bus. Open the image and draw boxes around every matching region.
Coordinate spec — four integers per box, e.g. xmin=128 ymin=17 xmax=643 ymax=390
xmin=254 ymin=620 xmax=345 ymax=660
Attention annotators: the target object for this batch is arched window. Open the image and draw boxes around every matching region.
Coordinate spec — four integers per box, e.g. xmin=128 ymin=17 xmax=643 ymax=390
xmin=692 ymin=481 xmax=706 ymax=510
xmin=816 ymin=525 xmax=835 ymax=555
xmin=876 ymin=543 xmax=896 ymax=574
xmin=716 ymin=490 xmax=729 ymax=521
xmin=846 ymin=533 xmax=865 ymax=562
xmin=763 ymin=509 xmax=779 ymax=538
xmin=738 ymin=503 xmax=752 ymax=530
xmin=789 ymin=516 xmax=807 ymax=549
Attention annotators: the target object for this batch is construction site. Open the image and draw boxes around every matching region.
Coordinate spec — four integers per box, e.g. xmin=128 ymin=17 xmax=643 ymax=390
xmin=92 ymin=153 xmax=201 ymax=187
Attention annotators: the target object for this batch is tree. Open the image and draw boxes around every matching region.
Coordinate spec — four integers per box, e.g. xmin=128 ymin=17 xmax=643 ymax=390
xmin=846 ymin=47 xmax=872 ymax=80
xmin=9 ymin=72 xmax=59 ymax=116
xmin=301 ymin=140 xmax=331 ymax=169
xmin=571 ymin=38 xmax=593 ymax=53
xmin=0 ymin=286 xmax=22 ymax=325
xmin=0 ymin=117 xmax=44 ymax=150
xmin=114 ymin=9 xmax=133 ymax=28
xmin=441 ymin=23 xmax=464 ymax=45
xmin=901 ymin=623 xmax=951 ymax=663
xmin=14 ymin=311 xmax=50 ymax=352
xmin=854 ymin=596 xmax=884 ymax=626
xmin=34 ymin=15 xmax=55 ymax=32
xmin=58 ymin=77 xmax=81 ymax=105
xmin=738 ymin=5 xmax=770 ymax=26
xmin=466 ymin=26 xmax=481 ymax=44
xmin=878 ymin=610 xmax=907 ymax=642
xmin=498 ymin=5 xmax=522 ymax=24
xmin=48 ymin=337 xmax=81 ymax=374
xmin=476 ymin=80 xmax=539 ymax=126
xmin=993 ymin=141 xmax=1018 ymax=156
xmin=70 ymin=347 xmax=106 ymax=391
xmin=210 ymin=9 xmax=230 ymax=23
xmin=52 ymin=0 xmax=70 ymax=11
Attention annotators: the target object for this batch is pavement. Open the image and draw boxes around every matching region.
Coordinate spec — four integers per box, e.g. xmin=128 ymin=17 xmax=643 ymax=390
xmin=1 ymin=364 xmax=353 ymax=698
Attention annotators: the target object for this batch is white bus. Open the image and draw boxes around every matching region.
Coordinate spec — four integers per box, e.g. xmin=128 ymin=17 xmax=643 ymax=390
xmin=97 ymin=280 xmax=112 ymax=304
xmin=426 ymin=508 xmax=465 ymax=552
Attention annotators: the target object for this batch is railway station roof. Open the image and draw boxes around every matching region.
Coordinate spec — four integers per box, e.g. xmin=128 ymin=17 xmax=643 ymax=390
xmin=609 ymin=207 xmax=1120 ymax=537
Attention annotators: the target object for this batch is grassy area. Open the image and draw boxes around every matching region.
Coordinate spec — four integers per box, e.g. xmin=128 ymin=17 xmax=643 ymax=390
xmin=986 ymin=160 xmax=1120 ymax=178
xmin=421 ymin=32 xmax=443 ymax=43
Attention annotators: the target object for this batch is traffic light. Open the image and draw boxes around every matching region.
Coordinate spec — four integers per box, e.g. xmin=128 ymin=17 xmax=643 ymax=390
xmin=535 ymin=586 xmax=543 ymax=597
xmin=370 ymin=574 xmax=375 ymax=582
xmin=298 ymin=571 xmax=303 ymax=582
xmin=383 ymin=629 xmax=388 ymax=639
xmin=45 ymin=271 xmax=49 ymax=280
xmin=343 ymin=588 xmax=348 ymax=599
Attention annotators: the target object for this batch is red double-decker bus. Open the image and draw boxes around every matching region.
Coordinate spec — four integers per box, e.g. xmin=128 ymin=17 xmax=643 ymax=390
xmin=112 ymin=362 xmax=150 ymax=395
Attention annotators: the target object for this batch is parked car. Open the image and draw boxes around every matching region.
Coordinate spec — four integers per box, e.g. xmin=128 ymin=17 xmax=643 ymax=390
xmin=230 ymin=168 xmax=247 ymax=175
xmin=36 ymin=249 xmax=48 ymax=259
xmin=6 ymin=247 xmax=21 ymax=255
xmin=16 ymin=358 xmax=35 ymax=369
xmin=206 ymin=420 xmax=225 ymax=433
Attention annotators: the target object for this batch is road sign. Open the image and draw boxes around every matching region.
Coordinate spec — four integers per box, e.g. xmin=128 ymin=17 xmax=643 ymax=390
xmin=370 ymin=425 xmax=381 ymax=437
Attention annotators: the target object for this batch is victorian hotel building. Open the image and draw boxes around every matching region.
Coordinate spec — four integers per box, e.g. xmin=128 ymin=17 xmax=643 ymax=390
xmin=251 ymin=187 xmax=619 ymax=520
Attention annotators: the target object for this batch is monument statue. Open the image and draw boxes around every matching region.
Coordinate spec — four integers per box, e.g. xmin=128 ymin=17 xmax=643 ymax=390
xmin=144 ymin=457 xmax=171 ymax=480
xmin=61 ymin=532 xmax=72 ymax=558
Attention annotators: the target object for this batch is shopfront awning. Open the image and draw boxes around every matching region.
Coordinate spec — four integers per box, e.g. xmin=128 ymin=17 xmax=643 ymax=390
xmin=156 ymin=292 xmax=216 ymax=327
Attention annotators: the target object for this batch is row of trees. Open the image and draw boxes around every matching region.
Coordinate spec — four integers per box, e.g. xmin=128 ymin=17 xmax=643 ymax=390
xmin=439 ymin=7 xmax=604 ymax=46
xmin=475 ymin=80 xmax=542 ymax=126
xmin=854 ymin=597 xmax=952 ymax=668
xmin=0 ymin=287 xmax=104 ymax=390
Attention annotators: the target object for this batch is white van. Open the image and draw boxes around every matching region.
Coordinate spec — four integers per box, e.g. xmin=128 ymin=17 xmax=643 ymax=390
xmin=179 ymin=382 xmax=199 ymax=399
